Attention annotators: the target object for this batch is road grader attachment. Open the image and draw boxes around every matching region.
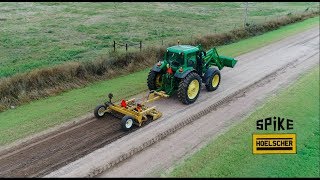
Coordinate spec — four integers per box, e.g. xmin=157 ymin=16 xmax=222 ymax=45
xmin=94 ymin=91 xmax=168 ymax=131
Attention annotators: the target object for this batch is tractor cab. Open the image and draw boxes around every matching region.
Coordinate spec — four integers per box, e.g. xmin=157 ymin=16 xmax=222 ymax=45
xmin=165 ymin=45 xmax=203 ymax=72
xmin=164 ymin=45 xmax=207 ymax=75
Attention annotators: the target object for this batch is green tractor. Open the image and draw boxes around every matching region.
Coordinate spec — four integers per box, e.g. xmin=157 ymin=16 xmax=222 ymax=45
xmin=147 ymin=44 xmax=237 ymax=104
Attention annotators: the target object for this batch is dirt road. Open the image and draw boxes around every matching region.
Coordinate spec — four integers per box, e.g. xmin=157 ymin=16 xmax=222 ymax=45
xmin=49 ymin=27 xmax=319 ymax=177
xmin=99 ymin=50 xmax=319 ymax=177
xmin=0 ymin=27 xmax=318 ymax=177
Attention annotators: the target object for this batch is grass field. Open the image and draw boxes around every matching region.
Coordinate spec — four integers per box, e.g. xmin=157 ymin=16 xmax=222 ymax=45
xmin=0 ymin=2 xmax=317 ymax=77
xmin=167 ymin=66 xmax=319 ymax=177
xmin=0 ymin=16 xmax=318 ymax=146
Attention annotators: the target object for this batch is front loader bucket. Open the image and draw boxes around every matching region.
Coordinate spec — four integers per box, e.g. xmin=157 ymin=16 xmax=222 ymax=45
xmin=220 ymin=56 xmax=238 ymax=68
xmin=205 ymin=48 xmax=238 ymax=69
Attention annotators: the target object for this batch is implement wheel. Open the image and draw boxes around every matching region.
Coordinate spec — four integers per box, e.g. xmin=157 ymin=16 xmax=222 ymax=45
xmin=147 ymin=70 xmax=163 ymax=90
xmin=178 ymin=72 xmax=202 ymax=104
xmin=121 ymin=115 xmax=135 ymax=131
xmin=205 ymin=68 xmax=221 ymax=91
xmin=94 ymin=105 xmax=107 ymax=118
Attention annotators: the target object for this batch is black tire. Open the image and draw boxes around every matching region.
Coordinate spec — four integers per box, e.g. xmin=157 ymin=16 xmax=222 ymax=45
xmin=94 ymin=105 xmax=107 ymax=118
xmin=147 ymin=70 xmax=162 ymax=90
xmin=121 ymin=115 xmax=135 ymax=131
xmin=205 ymin=68 xmax=221 ymax=91
xmin=177 ymin=72 xmax=202 ymax=105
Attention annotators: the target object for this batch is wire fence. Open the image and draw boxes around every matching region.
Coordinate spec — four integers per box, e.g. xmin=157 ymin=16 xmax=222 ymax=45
xmin=113 ymin=41 xmax=142 ymax=52
xmin=110 ymin=7 xmax=315 ymax=53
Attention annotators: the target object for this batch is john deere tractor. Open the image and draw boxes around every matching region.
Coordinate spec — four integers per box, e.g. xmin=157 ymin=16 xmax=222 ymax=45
xmin=147 ymin=44 xmax=237 ymax=104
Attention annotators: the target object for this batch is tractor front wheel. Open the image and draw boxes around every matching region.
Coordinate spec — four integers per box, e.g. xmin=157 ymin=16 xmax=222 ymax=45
xmin=121 ymin=115 xmax=135 ymax=131
xmin=205 ymin=68 xmax=221 ymax=91
xmin=178 ymin=72 xmax=202 ymax=104
xmin=147 ymin=70 xmax=163 ymax=90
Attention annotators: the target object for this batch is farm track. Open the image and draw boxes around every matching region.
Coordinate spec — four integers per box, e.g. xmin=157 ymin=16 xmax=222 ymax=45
xmin=0 ymin=114 xmax=152 ymax=177
xmin=0 ymin=27 xmax=318 ymax=177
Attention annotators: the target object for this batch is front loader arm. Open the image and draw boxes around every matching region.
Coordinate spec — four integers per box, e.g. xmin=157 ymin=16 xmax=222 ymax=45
xmin=203 ymin=48 xmax=224 ymax=70
xmin=202 ymin=47 xmax=237 ymax=71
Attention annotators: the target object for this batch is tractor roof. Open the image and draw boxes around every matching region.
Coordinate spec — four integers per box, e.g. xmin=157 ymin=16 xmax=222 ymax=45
xmin=167 ymin=45 xmax=199 ymax=54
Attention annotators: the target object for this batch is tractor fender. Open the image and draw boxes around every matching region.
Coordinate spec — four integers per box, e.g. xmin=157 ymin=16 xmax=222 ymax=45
xmin=202 ymin=67 xmax=219 ymax=82
xmin=174 ymin=69 xmax=195 ymax=79
xmin=152 ymin=64 xmax=162 ymax=72
xmin=152 ymin=61 xmax=167 ymax=72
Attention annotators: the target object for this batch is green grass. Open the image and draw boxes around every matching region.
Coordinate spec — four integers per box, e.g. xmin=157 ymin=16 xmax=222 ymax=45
xmin=217 ymin=16 xmax=319 ymax=57
xmin=167 ymin=66 xmax=319 ymax=177
xmin=0 ymin=2 xmax=318 ymax=77
xmin=0 ymin=16 xmax=318 ymax=146
xmin=0 ymin=69 xmax=149 ymax=145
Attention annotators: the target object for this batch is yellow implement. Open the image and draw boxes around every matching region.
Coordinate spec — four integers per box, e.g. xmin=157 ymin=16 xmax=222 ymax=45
xmin=94 ymin=91 xmax=168 ymax=131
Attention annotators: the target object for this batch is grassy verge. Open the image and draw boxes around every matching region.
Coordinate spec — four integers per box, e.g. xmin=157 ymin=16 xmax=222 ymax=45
xmin=167 ymin=66 xmax=319 ymax=177
xmin=0 ymin=16 xmax=318 ymax=146
xmin=217 ymin=16 xmax=319 ymax=56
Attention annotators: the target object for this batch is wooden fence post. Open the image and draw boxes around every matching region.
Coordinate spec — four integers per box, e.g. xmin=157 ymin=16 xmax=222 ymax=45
xmin=126 ymin=43 xmax=128 ymax=52
xmin=113 ymin=41 xmax=116 ymax=52
xmin=139 ymin=41 xmax=142 ymax=51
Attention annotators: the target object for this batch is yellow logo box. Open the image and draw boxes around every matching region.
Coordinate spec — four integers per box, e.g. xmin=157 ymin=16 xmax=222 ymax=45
xmin=253 ymin=134 xmax=296 ymax=154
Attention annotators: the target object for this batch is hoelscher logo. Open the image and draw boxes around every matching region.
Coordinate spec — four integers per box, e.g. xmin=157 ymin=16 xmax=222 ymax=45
xmin=253 ymin=134 xmax=296 ymax=154
xmin=253 ymin=117 xmax=296 ymax=154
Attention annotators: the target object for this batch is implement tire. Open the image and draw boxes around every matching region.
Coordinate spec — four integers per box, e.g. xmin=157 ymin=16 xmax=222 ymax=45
xmin=94 ymin=105 xmax=107 ymax=118
xmin=178 ymin=72 xmax=202 ymax=105
xmin=121 ymin=115 xmax=135 ymax=131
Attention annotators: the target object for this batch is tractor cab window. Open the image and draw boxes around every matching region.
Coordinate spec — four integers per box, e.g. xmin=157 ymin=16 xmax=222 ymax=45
xmin=187 ymin=53 xmax=196 ymax=61
xmin=167 ymin=51 xmax=184 ymax=66
xmin=187 ymin=53 xmax=196 ymax=67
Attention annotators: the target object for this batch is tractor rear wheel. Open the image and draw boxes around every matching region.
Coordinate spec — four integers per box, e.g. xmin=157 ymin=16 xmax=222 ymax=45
xmin=178 ymin=72 xmax=202 ymax=104
xmin=147 ymin=70 xmax=163 ymax=90
xmin=121 ymin=115 xmax=135 ymax=131
xmin=205 ymin=68 xmax=221 ymax=91
xmin=94 ymin=105 xmax=107 ymax=118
